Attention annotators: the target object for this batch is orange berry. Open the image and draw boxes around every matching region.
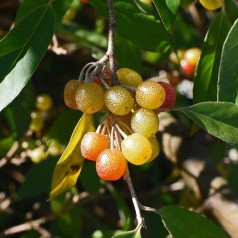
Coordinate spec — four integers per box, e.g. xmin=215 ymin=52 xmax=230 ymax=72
xmin=64 ymin=80 xmax=80 ymax=110
xmin=96 ymin=149 xmax=127 ymax=181
xmin=81 ymin=132 xmax=109 ymax=161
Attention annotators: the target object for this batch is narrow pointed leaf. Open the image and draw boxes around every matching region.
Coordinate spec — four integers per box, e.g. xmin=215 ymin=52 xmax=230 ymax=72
xmin=0 ymin=4 xmax=55 ymax=111
xmin=223 ymin=0 xmax=238 ymax=24
xmin=218 ymin=19 xmax=238 ymax=105
xmin=193 ymin=12 xmax=230 ymax=103
xmin=153 ymin=0 xmax=180 ymax=33
xmin=49 ymin=113 xmax=95 ymax=200
xmin=159 ymin=205 xmax=228 ymax=238
xmin=180 ymin=102 xmax=238 ymax=147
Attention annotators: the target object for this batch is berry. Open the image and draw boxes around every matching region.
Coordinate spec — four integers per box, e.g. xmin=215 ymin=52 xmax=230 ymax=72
xmin=199 ymin=0 xmax=222 ymax=10
xmin=131 ymin=108 xmax=159 ymax=138
xmin=136 ymin=81 xmax=166 ymax=110
xmin=75 ymin=82 xmax=104 ymax=114
xmin=81 ymin=132 xmax=109 ymax=161
xmin=117 ymin=68 xmax=143 ymax=87
xmin=122 ymin=133 xmax=152 ymax=165
xmin=48 ymin=140 xmax=64 ymax=157
xmin=146 ymin=137 xmax=160 ymax=163
xmin=184 ymin=48 xmax=201 ymax=66
xmin=64 ymin=80 xmax=80 ymax=110
xmin=36 ymin=94 xmax=53 ymax=111
xmin=139 ymin=0 xmax=152 ymax=4
xmin=180 ymin=59 xmax=196 ymax=75
xmin=29 ymin=111 xmax=44 ymax=132
xmin=104 ymin=86 xmax=134 ymax=116
xmin=169 ymin=49 xmax=185 ymax=65
xmin=159 ymin=82 xmax=176 ymax=108
xmin=30 ymin=146 xmax=47 ymax=163
xmin=96 ymin=149 xmax=127 ymax=181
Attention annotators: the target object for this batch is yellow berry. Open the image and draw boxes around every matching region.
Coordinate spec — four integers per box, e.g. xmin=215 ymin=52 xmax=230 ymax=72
xmin=199 ymin=0 xmax=222 ymax=10
xmin=146 ymin=137 xmax=160 ymax=163
xmin=117 ymin=68 xmax=143 ymax=87
xmin=36 ymin=94 xmax=53 ymax=111
xmin=131 ymin=108 xmax=159 ymax=138
xmin=122 ymin=133 xmax=152 ymax=165
xmin=75 ymin=82 xmax=104 ymax=114
xmin=29 ymin=111 xmax=44 ymax=132
xmin=184 ymin=48 xmax=201 ymax=66
xmin=136 ymin=81 xmax=166 ymax=109
xmin=104 ymin=86 xmax=134 ymax=116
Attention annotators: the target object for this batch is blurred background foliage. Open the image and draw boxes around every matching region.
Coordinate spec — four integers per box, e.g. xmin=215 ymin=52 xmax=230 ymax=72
xmin=0 ymin=0 xmax=237 ymax=237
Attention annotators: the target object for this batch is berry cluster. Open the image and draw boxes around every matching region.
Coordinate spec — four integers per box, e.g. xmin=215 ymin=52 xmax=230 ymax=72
xmin=170 ymin=48 xmax=201 ymax=76
xmin=64 ymin=67 xmax=176 ymax=181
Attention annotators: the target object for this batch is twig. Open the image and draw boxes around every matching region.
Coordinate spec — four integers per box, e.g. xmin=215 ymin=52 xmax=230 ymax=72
xmin=123 ymin=168 xmax=143 ymax=231
xmin=106 ymin=0 xmax=118 ymax=85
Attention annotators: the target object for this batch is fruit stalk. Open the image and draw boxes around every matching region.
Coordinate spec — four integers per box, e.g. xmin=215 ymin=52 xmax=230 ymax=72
xmin=123 ymin=167 xmax=143 ymax=231
xmin=106 ymin=0 xmax=118 ymax=85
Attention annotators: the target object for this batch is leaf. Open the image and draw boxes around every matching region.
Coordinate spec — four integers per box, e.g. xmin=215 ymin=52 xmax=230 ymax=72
xmin=153 ymin=0 xmax=180 ymax=33
xmin=112 ymin=230 xmax=141 ymax=238
xmin=180 ymin=102 xmax=238 ymax=147
xmin=217 ymin=19 xmax=238 ymax=105
xmin=89 ymin=0 xmax=170 ymax=52
xmin=0 ymin=4 xmax=55 ymax=111
xmin=49 ymin=113 xmax=95 ymax=200
xmin=193 ymin=12 xmax=231 ymax=104
xmin=16 ymin=0 xmax=73 ymax=22
xmin=159 ymin=206 xmax=228 ymax=238
xmin=223 ymin=0 xmax=238 ymax=24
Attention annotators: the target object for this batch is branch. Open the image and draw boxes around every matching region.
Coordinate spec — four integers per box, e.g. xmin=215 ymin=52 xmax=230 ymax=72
xmin=123 ymin=167 xmax=143 ymax=231
xmin=106 ymin=0 xmax=118 ymax=85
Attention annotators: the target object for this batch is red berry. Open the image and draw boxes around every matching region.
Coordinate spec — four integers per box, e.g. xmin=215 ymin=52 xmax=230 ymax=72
xmin=180 ymin=60 xmax=196 ymax=75
xmin=159 ymin=82 xmax=176 ymax=108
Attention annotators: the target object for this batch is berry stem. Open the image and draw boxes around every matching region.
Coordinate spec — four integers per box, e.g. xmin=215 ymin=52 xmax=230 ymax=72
xmin=123 ymin=168 xmax=143 ymax=231
xmin=106 ymin=0 xmax=118 ymax=86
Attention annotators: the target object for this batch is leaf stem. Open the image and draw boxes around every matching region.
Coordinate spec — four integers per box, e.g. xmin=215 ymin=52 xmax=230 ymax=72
xmin=106 ymin=0 xmax=118 ymax=85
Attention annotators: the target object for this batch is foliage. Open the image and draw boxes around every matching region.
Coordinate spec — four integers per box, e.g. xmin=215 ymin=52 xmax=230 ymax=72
xmin=0 ymin=0 xmax=238 ymax=237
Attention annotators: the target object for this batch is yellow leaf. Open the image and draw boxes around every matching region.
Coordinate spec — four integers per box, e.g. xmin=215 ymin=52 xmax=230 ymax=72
xmin=49 ymin=113 xmax=95 ymax=200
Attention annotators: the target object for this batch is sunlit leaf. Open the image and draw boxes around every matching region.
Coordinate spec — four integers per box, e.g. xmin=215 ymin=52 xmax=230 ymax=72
xmin=217 ymin=19 xmax=238 ymax=105
xmin=180 ymin=102 xmax=238 ymax=147
xmin=0 ymin=4 xmax=55 ymax=111
xmin=159 ymin=205 xmax=228 ymax=238
xmin=49 ymin=113 xmax=95 ymax=200
xmin=193 ymin=12 xmax=230 ymax=103
xmin=153 ymin=0 xmax=180 ymax=33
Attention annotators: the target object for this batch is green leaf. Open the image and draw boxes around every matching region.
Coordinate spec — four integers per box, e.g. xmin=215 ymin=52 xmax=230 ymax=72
xmin=153 ymin=0 xmax=180 ymax=33
xmin=223 ymin=0 xmax=238 ymax=24
xmin=193 ymin=12 xmax=231 ymax=103
xmin=159 ymin=205 xmax=228 ymax=238
xmin=180 ymin=102 xmax=238 ymax=147
xmin=115 ymin=33 xmax=142 ymax=73
xmin=16 ymin=0 xmax=73 ymax=22
xmin=49 ymin=113 xmax=95 ymax=200
xmin=18 ymin=158 xmax=58 ymax=199
xmin=217 ymin=19 xmax=238 ymax=105
xmin=0 ymin=4 xmax=55 ymax=111
xmin=112 ymin=230 xmax=141 ymax=238
xmin=89 ymin=0 xmax=170 ymax=52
